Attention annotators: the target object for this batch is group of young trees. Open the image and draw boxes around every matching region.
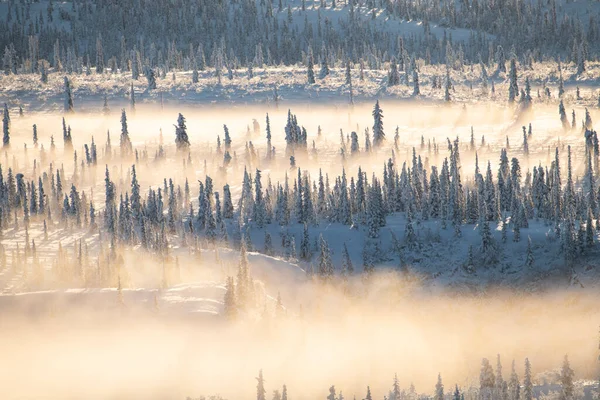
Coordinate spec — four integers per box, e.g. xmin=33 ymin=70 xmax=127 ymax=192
xmin=1 ymin=88 xmax=598 ymax=295
xmin=243 ymin=356 xmax=577 ymax=400
xmin=2 ymin=0 xmax=599 ymax=90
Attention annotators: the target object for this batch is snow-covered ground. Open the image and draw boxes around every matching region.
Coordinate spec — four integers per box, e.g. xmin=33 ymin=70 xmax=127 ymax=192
xmin=2 ymin=62 xmax=600 ymax=111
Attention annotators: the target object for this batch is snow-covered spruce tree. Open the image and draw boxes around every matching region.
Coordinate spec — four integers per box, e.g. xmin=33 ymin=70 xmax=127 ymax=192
xmin=130 ymin=164 xmax=141 ymax=221
xmin=586 ymin=210 xmax=594 ymax=247
xmin=253 ymin=168 xmax=265 ymax=228
xmin=2 ymin=103 xmax=9 ymax=147
xmin=131 ymin=49 xmax=139 ymax=80
xmin=559 ymin=355 xmax=574 ymax=400
xmin=523 ymin=359 xmax=533 ymax=400
xmin=350 ymin=131 xmax=360 ymax=155
xmin=435 ymin=374 xmax=444 ymax=400
xmin=95 ymin=35 xmax=105 ymax=74
xmin=495 ymin=354 xmax=505 ymax=400
xmin=224 ymin=124 xmax=232 ymax=151
xmin=341 ymin=242 xmax=353 ymax=277
xmin=444 ymin=69 xmax=452 ymax=102
xmin=577 ymin=44 xmax=586 ymax=75
xmin=319 ymin=55 xmax=329 ymax=79
xmin=300 ymin=223 xmax=311 ymax=261
xmin=345 ymin=61 xmax=351 ymax=85
xmin=265 ymin=113 xmax=272 ymax=159
xmin=559 ymin=100 xmax=569 ymax=130
xmin=388 ymin=58 xmax=400 ymax=86
xmin=480 ymin=59 xmax=489 ymax=93
xmin=525 ymin=237 xmax=534 ymax=267
xmin=62 ymin=117 xmax=73 ymax=150
xmin=558 ymin=71 xmax=565 ymax=98
xmin=256 ymin=370 xmax=266 ymax=400
xmin=480 ymin=358 xmax=495 ymax=400
xmin=523 ymin=77 xmax=532 ymax=106
xmin=317 ymin=234 xmax=333 ymax=282
xmin=453 ymin=385 xmax=461 ymax=400
xmin=328 ymin=386 xmax=337 ymax=400
xmin=508 ymin=59 xmax=518 ymax=103
xmin=221 ymin=185 xmax=233 ymax=220
xmin=40 ymin=61 xmax=48 ymax=84
xmin=372 ymin=101 xmax=384 ymax=148
xmin=584 ymin=108 xmax=593 ymax=130
xmin=130 ymin=82 xmax=136 ymax=112
xmin=175 ymin=113 xmax=190 ymax=151
xmin=64 ymin=76 xmax=74 ymax=113
xmin=307 ymin=54 xmax=315 ymax=84
xmin=496 ymin=45 xmax=506 ymax=74
xmin=413 ymin=70 xmax=420 ymax=96
xmin=480 ymin=220 xmax=497 ymax=263
xmin=508 ymin=360 xmax=520 ymax=400
xmin=223 ymin=276 xmax=237 ymax=319
xmin=120 ymin=109 xmax=133 ymax=157
xmin=145 ymin=67 xmax=157 ymax=90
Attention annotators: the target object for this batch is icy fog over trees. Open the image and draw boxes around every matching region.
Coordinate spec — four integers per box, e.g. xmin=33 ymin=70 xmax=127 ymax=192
xmin=1 ymin=0 xmax=600 ymax=398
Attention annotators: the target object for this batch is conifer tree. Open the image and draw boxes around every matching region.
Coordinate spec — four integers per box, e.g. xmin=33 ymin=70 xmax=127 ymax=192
xmin=558 ymin=67 xmax=565 ymax=98
xmin=520 ymin=235 xmax=533 ymax=268
xmin=372 ymin=101 xmax=385 ymax=147
xmin=480 ymin=358 xmax=495 ymax=400
xmin=130 ymin=165 xmax=141 ymax=220
xmin=453 ymin=385 xmax=461 ymax=400
xmin=445 ymin=69 xmax=452 ymax=102
xmin=435 ymin=374 xmax=444 ymax=400
xmin=508 ymin=59 xmax=518 ymax=103
xmin=388 ymin=58 xmax=400 ymax=86
xmin=120 ymin=109 xmax=133 ymax=156
xmin=327 ymin=386 xmax=336 ymax=400
xmin=40 ymin=61 xmax=48 ymax=84
xmin=130 ymin=82 xmax=136 ymax=112
xmin=523 ymin=358 xmax=533 ymax=400
xmin=496 ymin=46 xmax=506 ymax=74
xmin=317 ymin=234 xmax=333 ymax=282
xmin=266 ymin=114 xmax=272 ymax=159
xmin=224 ymin=124 xmax=232 ymax=151
xmin=2 ymin=103 xmax=9 ymax=147
xmin=300 ymin=223 xmax=311 ymax=261
xmin=559 ymin=101 xmax=569 ymax=130
xmin=146 ymin=67 xmax=157 ymax=90
xmin=257 ymin=370 xmax=266 ymax=400
xmin=585 ymin=108 xmax=593 ymax=130
xmin=175 ymin=113 xmax=191 ymax=151
xmin=307 ymin=54 xmax=315 ymax=84
xmin=345 ymin=61 xmax=352 ymax=85
xmin=413 ymin=70 xmax=420 ymax=96
xmin=577 ymin=44 xmax=586 ymax=75
xmin=64 ymin=76 xmax=74 ymax=112
xmin=341 ymin=242 xmax=353 ymax=277
xmin=223 ymin=276 xmax=237 ymax=319
xmin=319 ymin=55 xmax=329 ymax=79
xmin=559 ymin=355 xmax=574 ymax=400
xmin=508 ymin=360 xmax=520 ymax=400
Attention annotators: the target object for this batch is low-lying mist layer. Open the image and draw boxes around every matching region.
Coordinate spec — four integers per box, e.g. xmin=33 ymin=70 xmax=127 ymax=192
xmin=1 ymin=278 xmax=598 ymax=400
